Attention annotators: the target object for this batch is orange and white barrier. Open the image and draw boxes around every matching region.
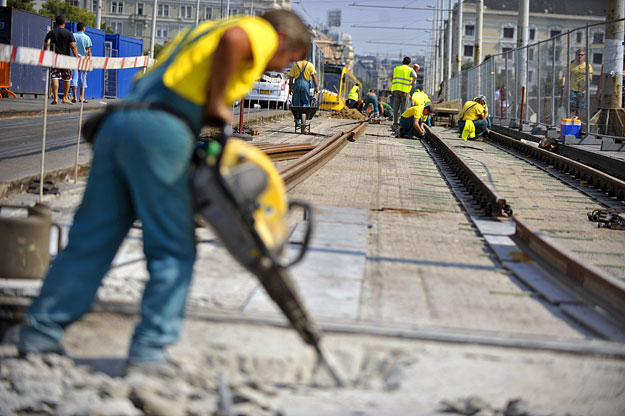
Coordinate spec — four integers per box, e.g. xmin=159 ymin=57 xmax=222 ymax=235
xmin=0 ymin=43 xmax=155 ymax=71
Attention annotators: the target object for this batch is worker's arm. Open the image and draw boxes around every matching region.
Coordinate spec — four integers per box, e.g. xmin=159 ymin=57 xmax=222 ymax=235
xmin=205 ymin=26 xmax=252 ymax=125
xmin=288 ymin=77 xmax=293 ymax=95
xmin=70 ymin=42 xmax=78 ymax=58
xmin=413 ymin=117 xmax=424 ymax=135
xmin=86 ymin=46 xmax=92 ymax=58
xmin=311 ymin=74 xmax=318 ymax=92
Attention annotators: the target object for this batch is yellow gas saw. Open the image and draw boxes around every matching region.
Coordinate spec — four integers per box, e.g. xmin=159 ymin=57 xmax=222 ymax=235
xmin=192 ymin=125 xmax=344 ymax=386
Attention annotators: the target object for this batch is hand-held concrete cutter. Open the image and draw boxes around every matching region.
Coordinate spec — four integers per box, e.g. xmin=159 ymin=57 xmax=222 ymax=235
xmin=192 ymin=125 xmax=345 ymax=386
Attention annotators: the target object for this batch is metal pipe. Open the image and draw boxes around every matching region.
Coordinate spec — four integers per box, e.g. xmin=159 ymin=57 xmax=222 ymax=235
xmin=514 ymin=49 xmax=519 ymax=121
xmin=455 ymin=0 xmax=463 ymax=75
xmin=74 ymin=100 xmax=84 ymax=183
xmin=96 ymin=0 xmax=102 ymax=29
xmin=446 ymin=0 xmax=452 ymax=81
xmin=585 ymin=24 xmax=590 ymax=132
xmin=150 ymin=0 xmax=158 ymax=59
xmin=551 ymin=37 xmax=556 ymax=127
xmin=525 ymin=45 xmax=529 ymax=124
xmin=537 ymin=44 xmax=541 ymax=126
xmin=566 ymin=30 xmax=571 ymax=118
xmin=39 ymin=68 xmax=50 ymax=202
xmin=520 ymin=86 xmax=526 ymax=124
xmin=195 ymin=0 xmax=201 ymax=25
xmin=505 ymin=52 xmax=509 ymax=119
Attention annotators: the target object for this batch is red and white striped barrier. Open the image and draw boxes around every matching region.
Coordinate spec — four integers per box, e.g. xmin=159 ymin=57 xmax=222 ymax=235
xmin=0 ymin=43 xmax=155 ymax=71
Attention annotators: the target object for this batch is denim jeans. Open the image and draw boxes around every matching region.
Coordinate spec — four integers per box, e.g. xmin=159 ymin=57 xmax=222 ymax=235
xmin=20 ymin=109 xmax=197 ymax=362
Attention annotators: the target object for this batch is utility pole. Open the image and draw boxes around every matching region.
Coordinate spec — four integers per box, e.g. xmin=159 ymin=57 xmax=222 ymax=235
xmin=195 ymin=0 xmax=201 ymax=25
xmin=446 ymin=0 xmax=452 ymax=82
xmin=455 ymin=0 xmax=463 ymax=75
xmin=96 ymin=0 xmax=102 ymax=29
xmin=226 ymin=0 xmax=230 ymax=17
xmin=598 ymin=0 xmax=625 ymax=136
xmin=474 ymin=0 xmax=483 ymax=66
xmin=474 ymin=0 xmax=483 ymax=93
xmin=517 ymin=0 xmax=529 ymax=121
xmin=150 ymin=0 xmax=158 ymax=58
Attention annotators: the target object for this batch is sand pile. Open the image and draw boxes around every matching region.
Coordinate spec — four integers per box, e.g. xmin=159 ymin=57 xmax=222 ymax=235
xmin=328 ymin=107 xmax=365 ymax=120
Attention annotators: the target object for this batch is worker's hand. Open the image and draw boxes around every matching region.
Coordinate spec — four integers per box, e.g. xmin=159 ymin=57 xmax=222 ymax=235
xmin=205 ymin=104 xmax=232 ymax=127
xmin=314 ymin=88 xmax=318 ymax=95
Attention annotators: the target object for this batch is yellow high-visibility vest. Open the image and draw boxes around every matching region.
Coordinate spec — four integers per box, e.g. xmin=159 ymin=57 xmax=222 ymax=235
xmin=391 ymin=65 xmax=412 ymax=93
xmin=348 ymin=85 xmax=359 ymax=100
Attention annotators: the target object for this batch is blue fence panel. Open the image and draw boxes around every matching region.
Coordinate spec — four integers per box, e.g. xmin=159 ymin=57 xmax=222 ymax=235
xmin=0 ymin=7 xmax=51 ymax=96
xmin=105 ymin=34 xmax=143 ymax=98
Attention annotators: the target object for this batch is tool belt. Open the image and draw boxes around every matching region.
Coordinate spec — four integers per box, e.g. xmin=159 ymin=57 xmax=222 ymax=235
xmin=82 ymin=102 xmax=193 ymax=144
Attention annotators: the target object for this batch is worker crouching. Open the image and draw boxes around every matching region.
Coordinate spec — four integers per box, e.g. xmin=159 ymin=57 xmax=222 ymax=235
xmin=458 ymin=95 xmax=489 ymax=140
xmin=398 ymin=104 xmax=432 ymax=139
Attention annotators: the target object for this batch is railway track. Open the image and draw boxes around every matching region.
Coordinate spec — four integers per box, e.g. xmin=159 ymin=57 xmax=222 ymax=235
xmin=423 ymin=125 xmax=625 ymax=334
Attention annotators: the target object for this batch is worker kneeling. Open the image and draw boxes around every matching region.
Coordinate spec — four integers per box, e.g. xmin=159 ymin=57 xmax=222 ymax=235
xmin=399 ymin=104 xmax=432 ymax=139
xmin=458 ymin=95 xmax=489 ymax=140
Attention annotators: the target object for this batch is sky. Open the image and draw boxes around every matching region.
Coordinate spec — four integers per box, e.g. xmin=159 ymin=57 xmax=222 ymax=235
xmin=291 ymin=0 xmax=443 ymax=59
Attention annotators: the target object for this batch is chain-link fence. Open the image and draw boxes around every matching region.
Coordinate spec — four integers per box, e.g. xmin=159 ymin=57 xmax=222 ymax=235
xmin=445 ymin=19 xmax=625 ymax=138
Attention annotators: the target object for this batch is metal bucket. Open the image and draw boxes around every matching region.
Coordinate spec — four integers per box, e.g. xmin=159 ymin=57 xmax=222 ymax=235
xmin=0 ymin=204 xmax=62 ymax=279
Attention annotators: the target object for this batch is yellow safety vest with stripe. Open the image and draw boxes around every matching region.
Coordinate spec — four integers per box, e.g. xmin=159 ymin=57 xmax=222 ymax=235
xmin=348 ymin=85 xmax=359 ymax=100
xmin=391 ymin=64 xmax=413 ymax=93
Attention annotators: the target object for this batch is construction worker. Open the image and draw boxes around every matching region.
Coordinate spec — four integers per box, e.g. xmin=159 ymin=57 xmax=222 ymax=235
xmin=363 ymin=89 xmax=379 ymax=117
xmin=398 ymin=104 xmax=432 ymax=139
xmin=390 ymin=56 xmax=418 ymax=128
xmin=458 ymin=95 xmax=488 ymax=139
xmin=18 ymin=10 xmax=311 ymax=374
xmin=288 ymin=59 xmax=318 ymax=107
xmin=412 ymin=86 xmax=432 ymax=126
xmin=346 ymin=83 xmax=360 ymax=109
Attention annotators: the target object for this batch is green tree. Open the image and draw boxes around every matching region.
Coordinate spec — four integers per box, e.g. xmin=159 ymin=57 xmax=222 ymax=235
xmin=7 ymin=0 xmax=36 ymax=13
xmin=39 ymin=0 xmax=95 ymax=27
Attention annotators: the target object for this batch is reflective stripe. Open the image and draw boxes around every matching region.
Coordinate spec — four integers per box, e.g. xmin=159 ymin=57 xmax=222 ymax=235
xmin=391 ymin=65 xmax=412 ymax=93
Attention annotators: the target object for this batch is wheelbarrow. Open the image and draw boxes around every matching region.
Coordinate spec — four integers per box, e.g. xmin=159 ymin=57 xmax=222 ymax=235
xmin=290 ymin=106 xmax=319 ymax=134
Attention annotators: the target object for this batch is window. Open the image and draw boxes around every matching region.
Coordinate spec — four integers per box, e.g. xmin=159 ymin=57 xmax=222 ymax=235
xmin=230 ymin=8 xmax=239 ymax=16
xmin=550 ymin=30 xmax=561 ymax=39
xmin=529 ymin=28 xmax=535 ymax=40
xmin=503 ymin=27 xmax=514 ymax=39
xmin=204 ymin=7 xmax=212 ymax=20
xmin=110 ymin=21 xmax=123 ymax=33
xmin=156 ymin=24 xmax=169 ymax=38
xmin=528 ymin=48 xmax=534 ymax=60
xmin=137 ymin=2 xmax=144 ymax=15
xmin=463 ymin=45 xmax=473 ymax=57
xmin=528 ymin=70 xmax=533 ymax=83
xmin=92 ymin=0 xmax=97 ymax=13
xmin=134 ymin=23 xmax=143 ymax=37
xmin=111 ymin=1 xmax=124 ymax=14
xmin=465 ymin=25 xmax=474 ymax=36
xmin=502 ymin=47 xmax=513 ymax=56
xmin=593 ymin=52 xmax=603 ymax=64
xmin=158 ymin=4 xmax=169 ymax=17
xmin=180 ymin=5 xmax=193 ymax=19
xmin=576 ymin=32 xmax=583 ymax=43
xmin=69 ymin=0 xmax=79 ymax=6
xmin=593 ymin=32 xmax=604 ymax=44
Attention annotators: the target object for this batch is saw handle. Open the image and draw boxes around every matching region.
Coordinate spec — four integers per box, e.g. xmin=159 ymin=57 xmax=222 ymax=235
xmin=281 ymin=200 xmax=314 ymax=268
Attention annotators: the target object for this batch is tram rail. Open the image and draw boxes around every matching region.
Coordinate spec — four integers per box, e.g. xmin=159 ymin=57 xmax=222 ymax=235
xmin=423 ymin=125 xmax=625 ymax=327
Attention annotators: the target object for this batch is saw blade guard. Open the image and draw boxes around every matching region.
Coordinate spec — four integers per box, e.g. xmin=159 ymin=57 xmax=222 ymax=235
xmin=219 ymin=138 xmax=289 ymax=252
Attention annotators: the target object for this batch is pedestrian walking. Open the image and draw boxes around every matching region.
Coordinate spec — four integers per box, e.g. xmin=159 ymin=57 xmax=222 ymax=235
xmin=19 ymin=10 xmax=311 ymax=375
xmin=390 ymin=56 xmax=418 ymax=129
xmin=70 ymin=22 xmax=92 ymax=103
xmin=44 ymin=16 xmax=78 ymax=105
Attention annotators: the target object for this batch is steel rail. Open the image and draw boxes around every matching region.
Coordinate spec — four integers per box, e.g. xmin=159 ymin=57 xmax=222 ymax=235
xmin=279 ymin=122 xmax=368 ymax=190
xmin=488 ymin=130 xmax=625 ymax=201
xmin=513 ymin=216 xmax=625 ymax=316
xmin=425 ymin=127 xmax=625 ymax=325
xmin=423 ymin=125 xmax=512 ymax=216
xmin=255 ymin=143 xmax=317 ymax=162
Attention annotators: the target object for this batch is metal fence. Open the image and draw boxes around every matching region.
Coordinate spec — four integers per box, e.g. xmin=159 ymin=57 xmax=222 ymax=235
xmin=445 ymin=19 xmax=625 ymax=138
xmin=104 ymin=42 xmax=118 ymax=99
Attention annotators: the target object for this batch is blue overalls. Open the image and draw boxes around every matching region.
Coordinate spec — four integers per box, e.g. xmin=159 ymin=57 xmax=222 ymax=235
xmin=292 ymin=62 xmax=311 ymax=107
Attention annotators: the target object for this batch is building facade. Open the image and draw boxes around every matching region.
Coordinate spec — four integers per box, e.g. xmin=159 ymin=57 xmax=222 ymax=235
xmin=36 ymin=0 xmax=290 ymax=54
